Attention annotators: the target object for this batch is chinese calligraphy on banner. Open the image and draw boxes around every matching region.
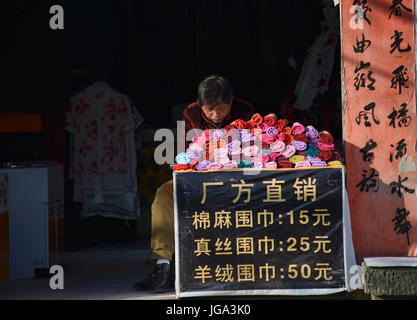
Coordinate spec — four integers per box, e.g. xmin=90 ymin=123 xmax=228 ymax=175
xmin=174 ymin=168 xmax=355 ymax=297
xmin=342 ymin=0 xmax=417 ymax=258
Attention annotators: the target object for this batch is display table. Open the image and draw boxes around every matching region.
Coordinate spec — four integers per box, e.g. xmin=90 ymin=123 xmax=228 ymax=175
xmin=173 ymin=167 xmax=357 ymax=298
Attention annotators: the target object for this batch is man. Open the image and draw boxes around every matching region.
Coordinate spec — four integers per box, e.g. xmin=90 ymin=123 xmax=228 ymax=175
xmin=133 ymin=75 xmax=255 ymax=293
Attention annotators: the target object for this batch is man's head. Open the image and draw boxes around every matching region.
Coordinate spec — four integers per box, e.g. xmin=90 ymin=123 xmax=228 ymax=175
xmin=198 ymin=75 xmax=233 ymax=124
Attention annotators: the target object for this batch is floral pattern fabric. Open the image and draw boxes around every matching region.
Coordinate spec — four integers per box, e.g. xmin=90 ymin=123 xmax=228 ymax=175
xmin=292 ymin=20 xmax=340 ymax=111
xmin=65 ymin=82 xmax=135 ymax=173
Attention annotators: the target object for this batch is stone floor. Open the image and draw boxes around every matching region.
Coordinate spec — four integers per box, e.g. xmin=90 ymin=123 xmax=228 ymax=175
xmin=0 ymin=255 xmax=175 ymax=300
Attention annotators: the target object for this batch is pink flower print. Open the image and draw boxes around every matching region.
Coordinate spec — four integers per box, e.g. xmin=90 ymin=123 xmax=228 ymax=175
xmin=111 ymin=114 xmax=116 ymax=120
xmin=108 ymin=125 xmax=115 ymax=134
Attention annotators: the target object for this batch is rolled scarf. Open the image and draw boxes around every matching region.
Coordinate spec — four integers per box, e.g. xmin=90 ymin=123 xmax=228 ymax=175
xmin=188 ymin=142 xmax=204 ymax=154
xmin=258 ymin=123 xmax=269 ymax=132
xmin=318 ymin=131 xmax=333 ymax=144
xmin=238 ymin=160 xmax=252 ymax=168
xmin=186 ymin=149 xmax=202 ymax=159
xmin=269 ymin=152 xmax=281 ymax=162
xmin=306 ymin=144 xmax=319 ymax=158
xmin=306 ymin=155 xmax=320 ymax=163
xmin=214 ymin=148 xmax=228 ymax=158
xmin=214 ymin=148 xmax=230 ymax=164
xmin=262 ymin=142 xmax=270 ymax=149
xmin=203 ymin=129 xmax=212 ymax=141
xmin=252 ymin=162 xmax=264 ymax=169
xmin=295 ymin=161 xmax=311 ymax=168
xmin=175 ymin=152 xmax=191 ymax=165
xmin=282 ymin=145 xmax=296 ymax=158
xmin=284 ymin=134 xmax=294 ymax=145
xmin=266 ymin=126 xmax=279 ymax=137
xmin=205 ymin=150 xmax=215 ymax=161
xmin=306 ymin=125 xmax=318 ymax=139
xmin=263 ymin=161 xmax=278 ymax=169
xmin=229 ymin=147 xmax=242 ymax=156
xmin=189 ymin=158 xmax=199 ymax=169
xmin=242 ymin=145 xmax=260 ymax=157
xmin=222 ymin=160 xmax=238 ymax=169
xmin=282 ymin=127 xmax=292 ymax=136
xmin=214 ymin=155 xmax=230 ymax=165
xmin=207 ymin=162 xmax=223 ymax=171
xmin=318 ymin=143 xmax=335 ymax=151
xmin=289 ymin=155 xmax=305 ymax=165
xmin=291 ymin=122 xmax=305 ymax=135
xmin=310 ymin=160 xmax=327 ymax=167
xmin=309 ymin=138 xmax=319 ymax=148
xmin=297 ymin=151 xmax=308 ymax=157
xmin=294 ymin=133 xmax=309 ymax=143
xmin=206 ymin=140 xmax=219 ymax=153
xmin=196 ymin=160 xmax=211 ymax=171
xmin=292 ymin=140 xmax=307 ymax=151
xmin=192 ymin=136 xmax=206 ymax=148
xmin=327 ymin=160 xmax=343 ymax=167
xmin=217 ymin=139 xmax=227 ymax=149
xmin=270 ymin=140 xmax=286 ymax=153
xmin=238 ymin=129 xmax=250 ymax=137
xmin=227 ymin=140 xmax=241 ymax=150
xmin=241 ymin=134 xmax=257 ymax=143
xmin=254 ymin=153 xmax=270 ymax=164
xmin=278 ymin=160 xmax=292 ymax=168
xmin=274 ymin=132 xmax=286 ymax=142
xmin=261 ymin=134 xmax=275 ymax=145
xmin=277 ymin=155 xmax=289 ymax=162
xmin=260 ymin=148 xmax=272 ymax=155
xmin=251 ymin=128 xmax=263 ymax=137
xmin=212 ymin=129 xmax=224 ymax=140
xmin=318 ymin=150 xmax=333 ymax=161
xmin=173 ymin=164 xmax=190 ymax=171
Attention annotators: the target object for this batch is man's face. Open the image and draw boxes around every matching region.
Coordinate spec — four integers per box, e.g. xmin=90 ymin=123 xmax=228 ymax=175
xmin=201 ymin=102 xmax=232 ymax=124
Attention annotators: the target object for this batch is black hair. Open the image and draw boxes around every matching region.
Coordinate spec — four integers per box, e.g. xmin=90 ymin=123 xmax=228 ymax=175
xmin=197 ymin=75 xmax=233 ymax=108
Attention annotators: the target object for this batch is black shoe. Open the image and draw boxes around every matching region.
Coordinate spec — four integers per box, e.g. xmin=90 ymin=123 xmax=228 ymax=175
xmin=133 ymin=273 xmax=154 ymax=291
xmin=151 ymin=263 xmax=172 ymax=293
